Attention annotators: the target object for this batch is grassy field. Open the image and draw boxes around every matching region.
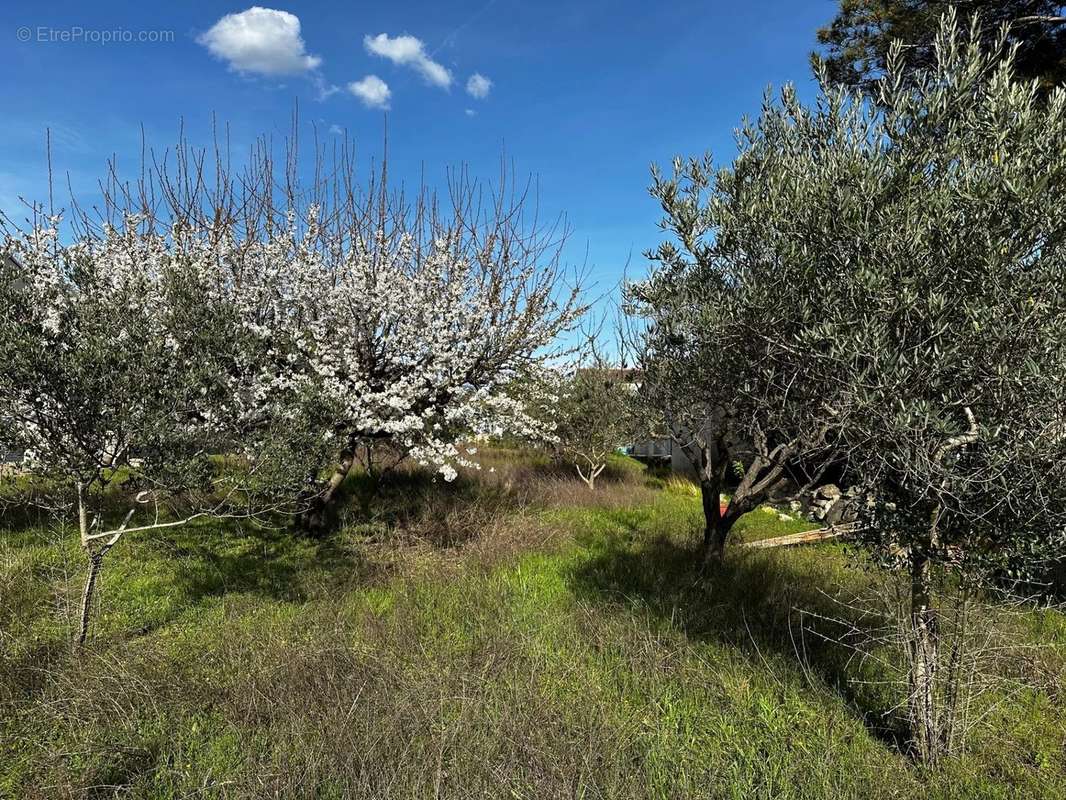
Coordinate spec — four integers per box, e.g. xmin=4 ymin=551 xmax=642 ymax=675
xmin=1 ymin=451 xmax=1064 ymax=799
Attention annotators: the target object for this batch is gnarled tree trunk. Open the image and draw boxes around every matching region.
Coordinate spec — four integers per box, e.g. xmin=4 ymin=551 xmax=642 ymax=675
xmin=296 ymin=442 xmax=360 ymax=535
xmin=698 ymin=430 xmax=800 ymax=565
xmin=700 ymin=486 xmax=746 ymax=565
xmin=691 ymin=433 xmax=735 ymax=565
xmin=700 ymin=477 xmax=726 ymax=561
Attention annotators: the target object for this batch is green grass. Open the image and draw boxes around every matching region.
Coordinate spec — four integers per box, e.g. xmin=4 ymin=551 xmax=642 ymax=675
xmin=1 ymin=455 xmax=1064 ymax=799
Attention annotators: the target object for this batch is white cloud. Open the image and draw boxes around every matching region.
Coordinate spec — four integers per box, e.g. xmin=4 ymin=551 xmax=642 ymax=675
xmin=364 ymin=33 xmax=452 ymax=89
xmin=199 ymin=7 xmax=322 ymax=76
xmin=348 ymin=75 xmax=391 ymax=109
xmin=466 ymin=73 xmax=492 ymax=99
xmin=315 ymin=76 xmax=341 ymax=100
xmin=329 ymin=124 xmax=344 ymax=135
xmin=464 ymin=108 xmax=476 ymax=117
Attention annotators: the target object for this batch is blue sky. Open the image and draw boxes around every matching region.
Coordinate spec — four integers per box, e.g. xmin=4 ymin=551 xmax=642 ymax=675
xmin=1 ymin=0 xmax=833 ymax=294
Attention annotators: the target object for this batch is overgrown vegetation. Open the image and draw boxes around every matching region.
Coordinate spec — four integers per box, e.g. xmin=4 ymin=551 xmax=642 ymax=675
xmin=2 ymin=451 xmax=1064 ymax=799
xmin=2 ymin=7 xmax=1064 ymax=794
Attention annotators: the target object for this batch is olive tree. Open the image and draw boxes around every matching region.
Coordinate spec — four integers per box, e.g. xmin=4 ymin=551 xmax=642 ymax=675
xmin=822 ymin=18 xmax=1066 ymax=763
xmin=645 ymin=12 xmax=1066 ymax=762
xmin=627 ymin=153 xmax=843 ymax=564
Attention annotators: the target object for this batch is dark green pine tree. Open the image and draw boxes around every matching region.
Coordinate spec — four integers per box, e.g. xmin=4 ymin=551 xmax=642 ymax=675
xmin=813 ymin=1 xmax=1066 ymax=98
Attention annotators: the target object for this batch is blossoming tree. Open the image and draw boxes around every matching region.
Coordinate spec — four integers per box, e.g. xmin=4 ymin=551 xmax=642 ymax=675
xmin=197 ymin=151 xmax=585 ymax=531
xmin=1 ymin=135 xmax=585 ymax=647
xmin=0 ymin=204 xmax=318 ymax=644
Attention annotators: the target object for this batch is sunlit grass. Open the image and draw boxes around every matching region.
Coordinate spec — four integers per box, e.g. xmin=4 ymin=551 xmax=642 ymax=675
xmin=1 ymin=451 xmax=1063 ymax=799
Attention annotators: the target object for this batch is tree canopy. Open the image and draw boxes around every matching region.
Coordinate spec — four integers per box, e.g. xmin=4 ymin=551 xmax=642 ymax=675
xmin=0 ymin=138 xmax=586 ymax=638
xmin=814 ymin=0 xmax=1066 ymax=98
xmin=645 ymin=11 xmax=1066 ymax=762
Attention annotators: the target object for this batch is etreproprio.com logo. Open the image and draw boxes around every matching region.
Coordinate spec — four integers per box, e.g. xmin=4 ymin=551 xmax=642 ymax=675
xmin=17 ymin=26 xmax=175 ymax=44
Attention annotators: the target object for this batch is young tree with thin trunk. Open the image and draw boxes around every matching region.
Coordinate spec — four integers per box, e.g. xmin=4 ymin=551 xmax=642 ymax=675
xmin=0 ymin=203 xmax=309 ymax=644
xmin=551 ymin=345 xmax=645 ymax=490
xmin=820 ymin=19 xmax=1066 ymax=762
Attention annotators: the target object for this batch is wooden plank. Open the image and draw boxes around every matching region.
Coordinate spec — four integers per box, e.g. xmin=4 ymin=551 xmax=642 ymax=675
xmin=741 ymin=527 xmax=848 ymax=549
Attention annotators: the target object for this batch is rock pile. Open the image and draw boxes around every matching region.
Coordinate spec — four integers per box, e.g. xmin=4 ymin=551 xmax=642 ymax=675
xmin=806 ymin=484 xmax=861 ymax=526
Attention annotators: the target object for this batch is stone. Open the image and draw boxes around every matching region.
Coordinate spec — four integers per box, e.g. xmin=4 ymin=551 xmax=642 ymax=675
xmin=816 ymin=483 xmax=842 ymax=500
xmin=824 ymin=501 xmax=845 ymax=526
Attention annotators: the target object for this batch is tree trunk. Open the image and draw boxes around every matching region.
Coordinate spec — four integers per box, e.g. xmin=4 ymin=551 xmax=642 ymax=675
xmin=296 ymin=443 xmax=359 ymax=535
xmin=699 ymin=480 xmax=739 ymax=565
xmin=687 ymin=432 xmax=733 ymax=566
xmin=909 ymin=547 xmax=940 ymax=764
xmin=75 ymin=481 xmax=113 ymax=648
xmin=700 ymin=479 xmax=723 ymax=560
xmin=908 ymin=502 xmax=943 ymax=764
xmin=77 ymin=552 xmax=105 ymax=646
xmin=575 ymin=461 xmax=606 ymax=491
